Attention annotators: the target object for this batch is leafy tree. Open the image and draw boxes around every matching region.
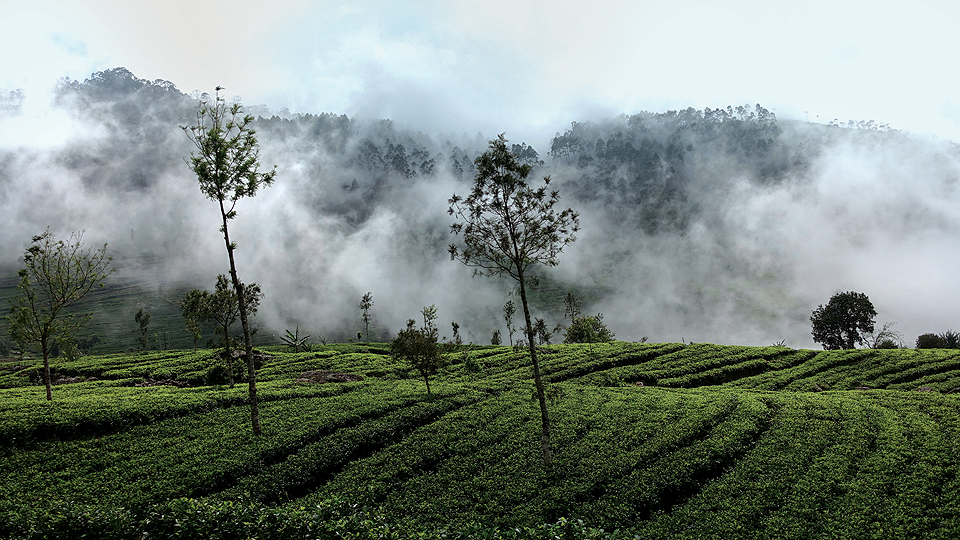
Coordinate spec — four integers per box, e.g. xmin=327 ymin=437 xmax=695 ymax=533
xmin=533 ymin=317 xmax=553 ymax=345
xmin=451 ymin=321 xmax=462 ymax=345
xmin=182 ymin=87 xmax=276 ymax=435
xmin=180 ymin=275 xmax=261 ymax=388
xmin=810 ymin=291 xmax=877 ymax=350
xmin=916 ymin=333 xmax=947 ymax=349
xmin=503 ymin=300 xmax=516 ymax=346
xmin=391 ymin=308 xmax=445 ymax=394
xmin=134 ymin=308 xmax=151 ymax=350
xmin=915 ymin=331 xmax=960 ymax=349
xmin=180 ymin=288 xmax=211 ymax=353
xmin=491 ymin=329 xmax=502 ymax=345
xmin=563 ymin=314 xmax=615 ymax=344
xmin=180 ymin=302 xmax=203 ymax=352
xmin=421 ymin=304 xmax=438 ymax=335
xmin=359 ymin=292 xmax=374 ymax=341
xmin=6 ymin=230 xmax=111 ymax=400
xmin=448 ymin=134 xmax=580 ymax=466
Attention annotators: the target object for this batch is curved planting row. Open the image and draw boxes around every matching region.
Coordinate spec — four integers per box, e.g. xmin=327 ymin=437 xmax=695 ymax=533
xmin=216 ymin=391 xmax=481 ymax=504
xmin=0 ymin=380 xmax=470 ymax=512
xmin=633 ymin=391 xmax=960 ymax=538
xmin=0 ymin=377 xmax=370 ymax=450
xmin=558 ymin=345 xmax=960 ymax=393
xmin=566 ymin=345 xmax=807 ymax=388
xmin=281 ymin=387 xmax=774 ymax=532
xmin=728 ymin=348 xmax=960 ymax=392
xmin=540 ymin=342 xmax=685 ymax=384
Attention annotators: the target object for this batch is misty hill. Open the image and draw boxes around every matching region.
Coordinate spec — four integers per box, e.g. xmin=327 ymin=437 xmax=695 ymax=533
xmin=2 ymin=67 xmax=959 ymax=349
xmin=2 ymin=342 xmax=960 ymax=537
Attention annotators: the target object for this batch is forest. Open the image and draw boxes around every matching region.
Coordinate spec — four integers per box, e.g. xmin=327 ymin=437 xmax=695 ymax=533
xmin=3 ymin=67 xmax=958 ymax=351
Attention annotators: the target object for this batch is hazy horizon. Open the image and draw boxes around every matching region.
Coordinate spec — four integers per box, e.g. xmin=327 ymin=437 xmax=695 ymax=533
xmin=1 ymin=68 xmax=958 ymax=350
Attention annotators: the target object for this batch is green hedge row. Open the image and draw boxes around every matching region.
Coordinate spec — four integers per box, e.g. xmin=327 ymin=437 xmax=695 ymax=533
xmin=0 ymin=498 xmax=631 ymax=540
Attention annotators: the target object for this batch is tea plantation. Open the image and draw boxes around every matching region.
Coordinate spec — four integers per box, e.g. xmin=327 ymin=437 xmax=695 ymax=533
xmin=2 ymin=342 xmax=959 ymax=539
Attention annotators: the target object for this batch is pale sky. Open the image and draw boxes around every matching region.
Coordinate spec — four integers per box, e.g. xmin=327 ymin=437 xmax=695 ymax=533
xmin=4 ymin=0 xmax=960 ymax=146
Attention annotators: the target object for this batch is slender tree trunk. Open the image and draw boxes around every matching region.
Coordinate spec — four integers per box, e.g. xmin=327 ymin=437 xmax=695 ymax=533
xmin=517 ymin=272 xmax=552 ymax=467
xmin=42 ymin=339 xmax=52 ymax=401
xmin=223 ymin=325 xmax=234 ymax=388
xmin=220 ymin=206 xmax=261 ymax=435
xmin=424 ymin=374 xmax=432 ymax=395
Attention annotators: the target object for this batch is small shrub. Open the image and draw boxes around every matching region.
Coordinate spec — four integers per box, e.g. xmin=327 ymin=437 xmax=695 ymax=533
xmin=916 ymin=333 xmax=947 ymax=349
xmin=563 ymin=314 xmax=615 ymax=344
xmin=463 ymin=348 xmax=482 ymax=373
xmin=598 ymin=372 xmax=624 ymax=387
xmin=940 ymin=330 xmax=960 ymax=349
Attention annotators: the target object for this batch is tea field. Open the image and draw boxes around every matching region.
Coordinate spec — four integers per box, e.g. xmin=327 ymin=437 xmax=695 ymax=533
xmin=2 ymin=342 xmax=960 ymax=539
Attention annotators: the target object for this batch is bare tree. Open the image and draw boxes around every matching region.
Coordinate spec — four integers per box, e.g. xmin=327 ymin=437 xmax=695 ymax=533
xmin=7 ymin=230 xmax=111 ymax=400
xmin=448 ymin=134 xmax=579 ymax=466
xmin=182 ymin=88 xmax=276 ymax=435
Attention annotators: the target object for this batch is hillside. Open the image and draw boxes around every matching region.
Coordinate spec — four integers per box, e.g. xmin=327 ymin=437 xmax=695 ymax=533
xmin=4 ymin=68 xmax=959 ymax=347
xmin=2 ymin=342 xmax=959 ymax=538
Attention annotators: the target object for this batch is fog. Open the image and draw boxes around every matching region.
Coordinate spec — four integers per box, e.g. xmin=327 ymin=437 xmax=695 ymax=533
xmin=1 ymin=71 xmax=959 ymax=349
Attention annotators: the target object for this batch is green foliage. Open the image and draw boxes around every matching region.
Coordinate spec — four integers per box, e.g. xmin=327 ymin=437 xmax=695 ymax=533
xmin=6 ymin=229 xmax=112 ymax=401
xmin=3 ymin=498 xmax=629 ymax=540
xmin=134 ymin=308 xmax=151 ymax=350
xmin=5 ymin=344 xmax=960 ymax=538
xmin=181 ymin=88 xmax=277 ymax=210
xmin=462 ymin=347 xmax=482 ymax=373
xmin=563 ymin=314 xmax=615 ymax=344
xmin=451 ymin=321 xmax=462 ymax=345
xmin=940 ymin=330 xmax=960 ymax=349
xmin=448 ymin=134 xmax=580 ymax=279
xmin=449 ymin=134 xmax=580 ymax=466
xmin=390 ymin=313 xmax=445 ymax=394
xmin=810 ymin=291 xmax=877 ymax=350
xmin=491 ymin=329 xmax=502 ymax=346
xmin=178 ymin=293 xmax=203 ymax=351
xmin=360 ymin=292 xmax=374 ymax=341
xmin=179 ymin=276 xmax=261 ymax=387
xmin=532 ymin=317 xmax=553 ymax=345
xmin=916 ymin=333 xmax=946 ymax=349
xmin=182 ymin=87 xmax=276 ymax=436
xmin=874 ymin=339 xmax=899 ymax=349
xmin=503 ymin=300 xmax=516 ymax=346
xmin=280 ymin=326 xmax=310 ymax=353
xmin=868 ymin=321 xmax=904 ymax=349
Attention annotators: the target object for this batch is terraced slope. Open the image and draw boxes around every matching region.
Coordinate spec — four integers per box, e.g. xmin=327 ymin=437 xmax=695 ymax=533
xmin=2 ymin=342 xmax=959 ymax=539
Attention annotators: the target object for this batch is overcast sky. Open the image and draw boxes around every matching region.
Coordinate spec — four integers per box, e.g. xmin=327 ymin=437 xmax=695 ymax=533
xmin=4 ymin=0 xmax=960 ymax=148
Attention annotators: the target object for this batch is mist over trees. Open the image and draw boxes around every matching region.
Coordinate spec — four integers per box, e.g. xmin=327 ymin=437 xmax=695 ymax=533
xmin=1 ymin=67 xmax=960 ymax=348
